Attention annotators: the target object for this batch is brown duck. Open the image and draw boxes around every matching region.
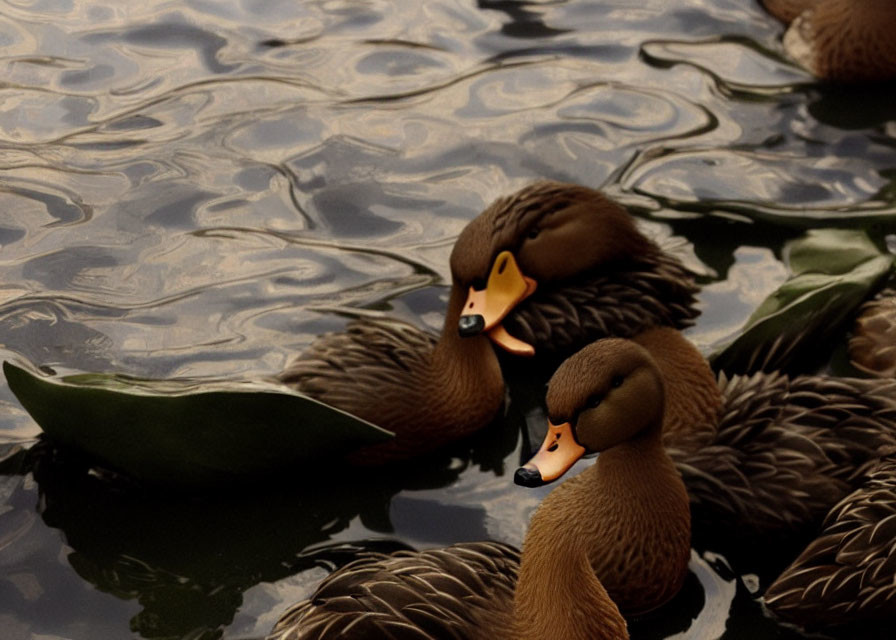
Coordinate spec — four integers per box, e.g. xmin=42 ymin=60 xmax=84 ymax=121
xmin=761 ymin=0 xmax=896 ymax=82
xmin=270 ymin=338 xmax=690 ymax=640
xmin=280 ymin=182 xmax=698 ymax=464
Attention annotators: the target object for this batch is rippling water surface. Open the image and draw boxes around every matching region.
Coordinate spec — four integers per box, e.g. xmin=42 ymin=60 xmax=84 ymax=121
xmin=1 ymin=1 xmax=895 ymax=639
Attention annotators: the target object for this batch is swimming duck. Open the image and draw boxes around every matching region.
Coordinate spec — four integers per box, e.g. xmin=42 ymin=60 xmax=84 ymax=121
xmin=270 ymin=339 xmax=690 ymax=640
xmin=849 ymin=288 xmax=896 ymax=377
xmin=761 ymin=0 xmax=896 ymax=82
xmin=279 ymin=182 xmax=699 ymax=464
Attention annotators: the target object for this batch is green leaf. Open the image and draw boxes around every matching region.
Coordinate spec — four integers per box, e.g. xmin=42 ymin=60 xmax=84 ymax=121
xmin=3 ymin=361 xmax=393 ymax=486
xmin=711 ymin=229 xmax=894 ymax=374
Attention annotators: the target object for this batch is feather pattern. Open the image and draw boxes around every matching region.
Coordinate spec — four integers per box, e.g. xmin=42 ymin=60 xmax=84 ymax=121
xmin=506 ymin=250 xmax=699 ymax=356
xmin=271 ymin=543 xmax=520 ymax=640
xmin=279 ymin=286 xmax=505 ymax=465
xmin=764 ymin=453 xmax=896 ymax=628
xmin=673 ymin=372 xmax=896 ymax=541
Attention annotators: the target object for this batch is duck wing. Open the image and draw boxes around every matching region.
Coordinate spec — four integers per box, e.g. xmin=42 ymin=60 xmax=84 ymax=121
xmin=505 ymin=250 xmax=699 ymax=356
xmin=280 ymin=318 xmax=438 ymax=411
xmin=279 ymin=318 xmax=442 ymax=446
xmin=764 ymin=453 xmax=896 ymax=629
xmin=270 ymin=542 xmax=519 ymax=640
xmin=673 ymin=372 xmax=896 ymax=540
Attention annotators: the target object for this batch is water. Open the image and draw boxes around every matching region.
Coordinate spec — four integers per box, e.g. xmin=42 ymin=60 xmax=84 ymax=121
xmin=1 ymin=0 xmax=895 ymax=638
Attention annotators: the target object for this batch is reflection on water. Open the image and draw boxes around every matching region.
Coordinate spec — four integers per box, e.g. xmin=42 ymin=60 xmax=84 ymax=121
xmin=1 ymin=0 xmax=895 ymax=638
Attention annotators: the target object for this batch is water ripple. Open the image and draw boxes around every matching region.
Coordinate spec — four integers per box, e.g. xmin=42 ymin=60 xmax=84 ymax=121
xmin=1 ymin=1 xmax=894 ymax=639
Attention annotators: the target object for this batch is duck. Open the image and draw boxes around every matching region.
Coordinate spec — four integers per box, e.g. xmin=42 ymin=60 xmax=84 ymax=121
xmin=761 ymin=0 xmax=896 ymax=82
xmin=269 ymin=338 xmax=690 ymax=640
xmin=279 ymin=181 xmax=699 ymax=464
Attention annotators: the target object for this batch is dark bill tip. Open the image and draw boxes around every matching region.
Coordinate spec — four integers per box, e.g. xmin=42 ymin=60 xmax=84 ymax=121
xmin=514 ymin=465 xmax=545 ymax=488
xmin=458 ymin=314 xmax=485 ymax=337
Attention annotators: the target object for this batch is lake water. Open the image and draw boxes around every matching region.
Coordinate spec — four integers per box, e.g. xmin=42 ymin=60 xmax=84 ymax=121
xmin=1 ymin=1 xmax=895 ymax=638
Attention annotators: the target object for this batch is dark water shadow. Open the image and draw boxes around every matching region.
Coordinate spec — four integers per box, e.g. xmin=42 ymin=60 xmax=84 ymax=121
xmin=4 ymin=401 xmax=522 ymax=640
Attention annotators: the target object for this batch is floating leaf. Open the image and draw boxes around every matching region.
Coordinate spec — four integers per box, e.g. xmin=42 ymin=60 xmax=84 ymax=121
xmin=711 ymin=229 xmax=894 ymax=374
xmin=3 ymin=361 xmax=393 ymax=486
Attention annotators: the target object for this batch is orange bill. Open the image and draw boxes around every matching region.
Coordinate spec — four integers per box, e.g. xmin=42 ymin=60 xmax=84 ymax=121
xmin=459 ymin=250 xmax=537 ymax=354
xmin=515 ymin=421 xmax=585 ymax=487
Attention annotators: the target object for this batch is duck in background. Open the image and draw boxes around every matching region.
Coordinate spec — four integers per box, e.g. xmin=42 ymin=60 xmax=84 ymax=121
xmin=279 ymin=182 xmax=698 ymax=464
xmin=270 ymin=339 xmax=690 ymax=640
xmin=761 ymin=0 xmax=896 ymax=82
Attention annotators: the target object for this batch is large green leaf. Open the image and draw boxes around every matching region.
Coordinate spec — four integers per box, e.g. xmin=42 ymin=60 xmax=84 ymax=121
xmin=3 ymin=361 xmax=393 ymax=486
xmin=711 ymin=229 xmax=894 ymax=374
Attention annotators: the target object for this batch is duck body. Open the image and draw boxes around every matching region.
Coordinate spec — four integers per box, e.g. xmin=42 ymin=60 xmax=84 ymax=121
xmin=271 ymin=339 xmax=691 ymax=640
xmin=280 ymin=181 xmax=699 ymax=464
xmin=762 ymin=0 xmax=896 ymax=82
xmin=632 ymin=327 xmax=896 ymax=541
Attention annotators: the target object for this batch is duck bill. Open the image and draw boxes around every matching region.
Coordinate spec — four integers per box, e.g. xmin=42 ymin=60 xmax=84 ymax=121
xmin=514 ymin=421 xmax=585 ymax=488
xmin=458 ymin=250 xmax=537 ymax=356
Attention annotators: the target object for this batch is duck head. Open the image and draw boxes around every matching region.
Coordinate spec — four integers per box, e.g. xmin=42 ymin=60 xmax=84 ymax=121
xmin=450 ymin=181 xmax=697 ymax=357
xmin=514 ymin=339 xmax=665 ymax=487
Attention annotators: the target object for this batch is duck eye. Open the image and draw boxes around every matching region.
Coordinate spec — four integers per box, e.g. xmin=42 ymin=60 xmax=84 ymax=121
xmin=611 ymin=375 xmax=624 ymax=388
xmin=526 ymin=227 xmax=540 ymax=240
xmin=586 ymin=394 xmax=603 ymax=409
xmin=471 ymin=277 xmax=486 ymax=291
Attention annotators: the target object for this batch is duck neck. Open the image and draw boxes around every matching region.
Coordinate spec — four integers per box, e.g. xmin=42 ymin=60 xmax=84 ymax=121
xmin=509 ymin=430 xmax=672 ymax=640
xmin=585 ymin=423 xmax=691 ymax=615
xmin=594 ymin=423 xmax=673 ymax=497
xmin=433 ymin=285 xmax=501 ymax=380
xmin=425 ymin=285 xmax=504 ymax=435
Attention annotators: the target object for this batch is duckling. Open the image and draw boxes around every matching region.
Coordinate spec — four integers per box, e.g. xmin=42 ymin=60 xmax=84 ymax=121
xmin=270 ymin=339 xmax=690 ymax=640
xmin=280 ymin=182 xmax=699 ymax=464
xmin=762 ymin=0 xmax=896 ymax=82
